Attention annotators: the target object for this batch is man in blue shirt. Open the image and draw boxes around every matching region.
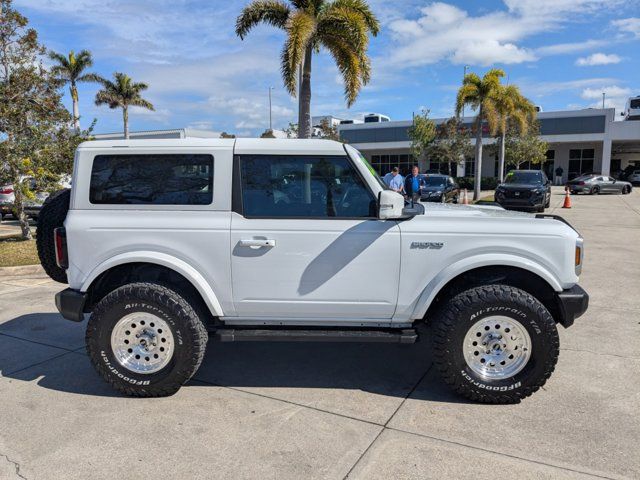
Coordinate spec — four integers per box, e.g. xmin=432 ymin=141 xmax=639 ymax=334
xmin=404 ymin=165 xmax=425 ymax=202
xmin=383 ymin=167 xmax=404 ymax=193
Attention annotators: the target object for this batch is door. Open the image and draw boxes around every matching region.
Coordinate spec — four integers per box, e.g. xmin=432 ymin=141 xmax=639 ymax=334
xmin=599 ymin=176 xmax=616 ymax=193
xmin=230 ymin=153 xmax=401 ymax=319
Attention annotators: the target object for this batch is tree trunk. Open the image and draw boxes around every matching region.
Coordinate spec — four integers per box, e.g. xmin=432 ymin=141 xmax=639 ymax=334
xmin=13 ymin=185 xmax=32 ymax=240
xmin=123 ymin=106 xmax=129 ymax=139
xmin=71 ymin=82 xmax=80 ymax=131
xmin=473 ymin=109 xmax=483 ymax=201
xmin=498 ymin=131 xmax=506 ymax=183
xmin=297 ymin=45 xmax=312 ymax=139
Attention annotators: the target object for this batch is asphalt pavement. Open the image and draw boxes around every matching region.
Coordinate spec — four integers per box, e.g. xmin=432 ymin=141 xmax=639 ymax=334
xmin=0 ymin=186 xmax=638 ymax=479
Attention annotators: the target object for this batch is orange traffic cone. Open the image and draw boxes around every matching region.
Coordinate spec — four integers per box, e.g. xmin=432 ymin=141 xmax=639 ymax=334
xmin=562 ymin=188 xmax=572 ymax=209
xmin=462 ymin=189 xmax=470 ymax=205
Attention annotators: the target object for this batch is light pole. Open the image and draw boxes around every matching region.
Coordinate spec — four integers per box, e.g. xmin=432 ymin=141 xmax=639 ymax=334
xmin=462 ymin=65 xmax=470 ymax=119
xmin=602 ymin=92 xmax=606 ymax=109
xmin=268 ymin=86 xmax=274 ymax=131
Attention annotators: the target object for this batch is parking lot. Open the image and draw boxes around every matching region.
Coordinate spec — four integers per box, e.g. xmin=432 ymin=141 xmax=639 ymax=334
xmin=0 ymin=187 xmax=638 ymax=480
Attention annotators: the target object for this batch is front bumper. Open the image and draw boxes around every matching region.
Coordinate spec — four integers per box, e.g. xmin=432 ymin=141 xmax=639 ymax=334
xmin=555 ymin=285 xmax=589 ymax=328
xmin=55 ymin=288 xmax=87 ymax=322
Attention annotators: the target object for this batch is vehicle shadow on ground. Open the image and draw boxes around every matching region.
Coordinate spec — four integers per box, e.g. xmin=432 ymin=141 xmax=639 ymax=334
xmin=1 ymin=314 xmax=471 ymax=404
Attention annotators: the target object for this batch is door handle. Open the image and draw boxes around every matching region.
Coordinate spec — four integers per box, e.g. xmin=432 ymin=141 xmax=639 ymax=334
xmin=239 ymin=239 xmax=276 ymax=248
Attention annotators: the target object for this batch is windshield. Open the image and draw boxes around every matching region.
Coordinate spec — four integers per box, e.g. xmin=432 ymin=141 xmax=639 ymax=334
xmin=423 ymin=176 xmax=446 ymax=187
xmin=348 ymin=146 xmax=388 ymax=190
xmin=630 ymin=99 xmax=640 ymax=109
xmin=504 ymin=171 xmax=543 ymax=184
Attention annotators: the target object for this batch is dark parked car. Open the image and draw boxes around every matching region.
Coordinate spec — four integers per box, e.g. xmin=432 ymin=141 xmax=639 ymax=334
xmin=419 ymin=174 xmax=460 ymax=203
xmin=567 ymin=174 xmax=632 ymax=195
xmin=495 ymin=170 xmax=551 ymax=213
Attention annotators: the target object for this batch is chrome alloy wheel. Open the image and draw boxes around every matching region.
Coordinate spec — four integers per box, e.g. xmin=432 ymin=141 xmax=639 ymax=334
xmin=110 ymin=313 xmax=175 ymax=374
xmin=463 ymin=315 xmax=532 ymax=380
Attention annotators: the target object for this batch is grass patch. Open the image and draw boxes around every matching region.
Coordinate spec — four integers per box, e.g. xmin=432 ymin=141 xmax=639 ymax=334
xmin=0 ymin=235 xmax=39 ymax=267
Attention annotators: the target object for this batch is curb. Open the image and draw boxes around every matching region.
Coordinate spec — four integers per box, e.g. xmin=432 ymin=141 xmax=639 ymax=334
xmin=0 ymin=264 xmax=46 ymax=277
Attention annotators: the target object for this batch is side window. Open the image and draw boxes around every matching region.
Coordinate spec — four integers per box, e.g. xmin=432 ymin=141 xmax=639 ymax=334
xmin=239 ymin=155 xmax=376 ymax=218
xmin=90 ymin=154 xmax=214 ymax=205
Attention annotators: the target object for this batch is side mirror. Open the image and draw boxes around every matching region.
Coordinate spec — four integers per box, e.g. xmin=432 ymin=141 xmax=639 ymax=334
xmin=378 ymin=190 xmax=405 ymax=219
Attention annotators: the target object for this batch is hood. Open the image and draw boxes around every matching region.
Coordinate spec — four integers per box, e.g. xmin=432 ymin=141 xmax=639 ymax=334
xmin=420 ymin=202 xmax=533 ymax=219
xmin=498 ymin=183 xmax=543 ymax=190
xmin=420 ymin=185 xmax=446 ymax=192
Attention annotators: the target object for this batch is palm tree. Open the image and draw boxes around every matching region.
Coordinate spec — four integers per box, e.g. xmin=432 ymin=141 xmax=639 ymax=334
xmin=95 ymin=73 xmax=154 ymax=139
xmin=456 ymin=68 xmax=505 ymax=200
xmin=236 ymin=0 xmax=379 ymax=138
xmin=494 ymin=84 xmax=536 ymax=182
xmin=48 ymin=49 xmax=103 ymax=131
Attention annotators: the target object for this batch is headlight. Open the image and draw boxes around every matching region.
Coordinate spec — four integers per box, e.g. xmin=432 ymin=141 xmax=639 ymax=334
xmin=430 ymin=191 xmax=443 ymax=196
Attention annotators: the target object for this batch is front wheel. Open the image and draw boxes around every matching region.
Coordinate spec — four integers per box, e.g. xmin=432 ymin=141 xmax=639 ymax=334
xmin=86 ymin=282 xmax=208 ymax=397
xmin=431 ymin=285 xmax=559 ymax=404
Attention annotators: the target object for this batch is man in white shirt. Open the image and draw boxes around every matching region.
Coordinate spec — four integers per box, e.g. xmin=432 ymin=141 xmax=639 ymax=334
xmin=383 ymin=167 xmax=404 ymax=193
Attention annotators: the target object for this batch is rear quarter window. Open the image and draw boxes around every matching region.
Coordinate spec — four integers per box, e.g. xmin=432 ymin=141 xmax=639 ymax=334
xmin=89 ymin=154 xmax=214 ymax=205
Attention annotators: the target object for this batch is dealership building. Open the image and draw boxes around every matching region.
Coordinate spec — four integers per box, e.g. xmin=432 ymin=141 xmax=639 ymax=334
xmin=338 ymin=108 xmax=640 ymax=181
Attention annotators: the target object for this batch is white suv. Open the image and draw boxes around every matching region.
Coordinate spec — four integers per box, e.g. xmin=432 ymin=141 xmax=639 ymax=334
xmin=40 ymin=138 xmax=588 ymax=403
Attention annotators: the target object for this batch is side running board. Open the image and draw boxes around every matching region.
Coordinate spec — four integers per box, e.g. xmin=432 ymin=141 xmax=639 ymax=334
xmin=212 ymin=328 xmax=418 ymax=344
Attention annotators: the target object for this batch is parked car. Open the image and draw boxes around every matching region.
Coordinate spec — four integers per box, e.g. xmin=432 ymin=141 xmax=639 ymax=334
xmin=567 ymin=174 xmax=632 ymax=195
xmin=0 ymin=176 xmax=71 ymax=220
xmin=494 ymin=170 xmax=552 ymax=213
xmin=0 ymin=183 xmax=15 ymax=219
xmin=419 ymin=174 xmax=460 ymax=203
xmin=43 ymin=138 xmax=588 ymax=404
xmin=627 ymin=171 xmax=640 ymax=186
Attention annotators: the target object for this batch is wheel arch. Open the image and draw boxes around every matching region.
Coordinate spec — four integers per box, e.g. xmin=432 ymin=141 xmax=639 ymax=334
xmin=412 ymin=256 xmax=563 ymax=323
xmin=81 ymin=252 xmax=224 ymax=318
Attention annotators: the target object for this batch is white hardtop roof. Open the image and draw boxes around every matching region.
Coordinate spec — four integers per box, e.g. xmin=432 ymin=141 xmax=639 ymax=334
xmin=77 ymin=137 xmax=347 ymax=155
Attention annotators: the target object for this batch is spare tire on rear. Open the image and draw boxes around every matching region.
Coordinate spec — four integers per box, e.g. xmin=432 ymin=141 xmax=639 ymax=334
xmin=36 ymin=189 xmax=71 ymax=283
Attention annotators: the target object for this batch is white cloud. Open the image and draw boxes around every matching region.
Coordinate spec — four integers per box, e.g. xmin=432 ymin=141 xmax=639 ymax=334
xmin=535 ymin=39 xmax=608 ymax=56
xmin=612 ymin=17 xmax=640 ymax=38
xmin=581 ymin=85 xmax=631 ymax=100
xmin=581 ymin=85 xmax=632 ymax=113
xmin=385 ymin=1 xmax=630 ymax=68
xmin=576 ymin=53 xmax=622 ymax=66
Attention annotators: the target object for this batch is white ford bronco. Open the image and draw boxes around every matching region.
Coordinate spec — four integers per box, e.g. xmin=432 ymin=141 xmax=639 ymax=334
xmin=38 ymin=138 xmax=588 ymax=403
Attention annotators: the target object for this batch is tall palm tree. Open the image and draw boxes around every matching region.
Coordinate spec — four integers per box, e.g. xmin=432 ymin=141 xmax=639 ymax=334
xmin=456 ymin=69 xmax=505 ymax=200
xmin=494 ymin=84 xmax=536 ymax=182
xmin=49 ymin=49 xmax=103 ymax=131
xmin=236 ymin=0 xmax=379 ymax=138
xmin=95 ymin=73 xmax=154 ymax=139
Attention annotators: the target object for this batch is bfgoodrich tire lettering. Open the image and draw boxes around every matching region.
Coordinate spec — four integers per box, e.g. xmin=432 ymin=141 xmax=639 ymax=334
xmin=86 ymin=282 xmax=208 ymax=397
xmin=431 ymin=285 xmax=559 ymax=404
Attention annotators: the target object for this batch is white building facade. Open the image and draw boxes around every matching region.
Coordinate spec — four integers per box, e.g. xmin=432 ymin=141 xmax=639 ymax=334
xmin=338 ymin=108 xmax=640 ymax=181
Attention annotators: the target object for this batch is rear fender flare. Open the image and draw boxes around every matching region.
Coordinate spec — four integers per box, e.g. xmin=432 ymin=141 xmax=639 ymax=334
xmin=80 ymin=251 xmax=224 ymax=317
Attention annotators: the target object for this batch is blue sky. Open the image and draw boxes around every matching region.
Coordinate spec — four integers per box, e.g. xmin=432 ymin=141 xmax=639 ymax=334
xmin=15 ymin=0 xmax=640 ymax=136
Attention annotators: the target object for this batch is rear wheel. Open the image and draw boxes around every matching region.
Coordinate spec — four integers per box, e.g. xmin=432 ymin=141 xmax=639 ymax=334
xmin=431 ymin=285 xmax=559 ymax=403
xmin=86 ymin=282 xmax=208 ymax=397
xmin=591 ymin=186 xmax=600 ymax=195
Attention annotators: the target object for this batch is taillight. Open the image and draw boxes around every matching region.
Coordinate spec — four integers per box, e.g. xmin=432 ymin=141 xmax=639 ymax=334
xmin=577 ymin=181 xmax=585 ymax=186
xmin=54 ymin=227 xmax=68 ymax=269
xmin=0 ymin=187 xmax=14 ymax=194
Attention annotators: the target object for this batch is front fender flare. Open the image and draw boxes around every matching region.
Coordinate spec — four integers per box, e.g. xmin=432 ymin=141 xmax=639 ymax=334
xmin=80 ymin=251 xmax=224 ymax=317
xmin=410 ymin=253 xmax=563 ymax=320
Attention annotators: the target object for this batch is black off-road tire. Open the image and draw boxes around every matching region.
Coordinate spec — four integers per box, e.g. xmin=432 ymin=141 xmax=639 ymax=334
xmin=86 ymin=282 xmax=208 ymax=397
xmin=36 ymin=188 xmax=70 ymax=283
xmin=431 ymin=285 xmax=559 ymax=404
